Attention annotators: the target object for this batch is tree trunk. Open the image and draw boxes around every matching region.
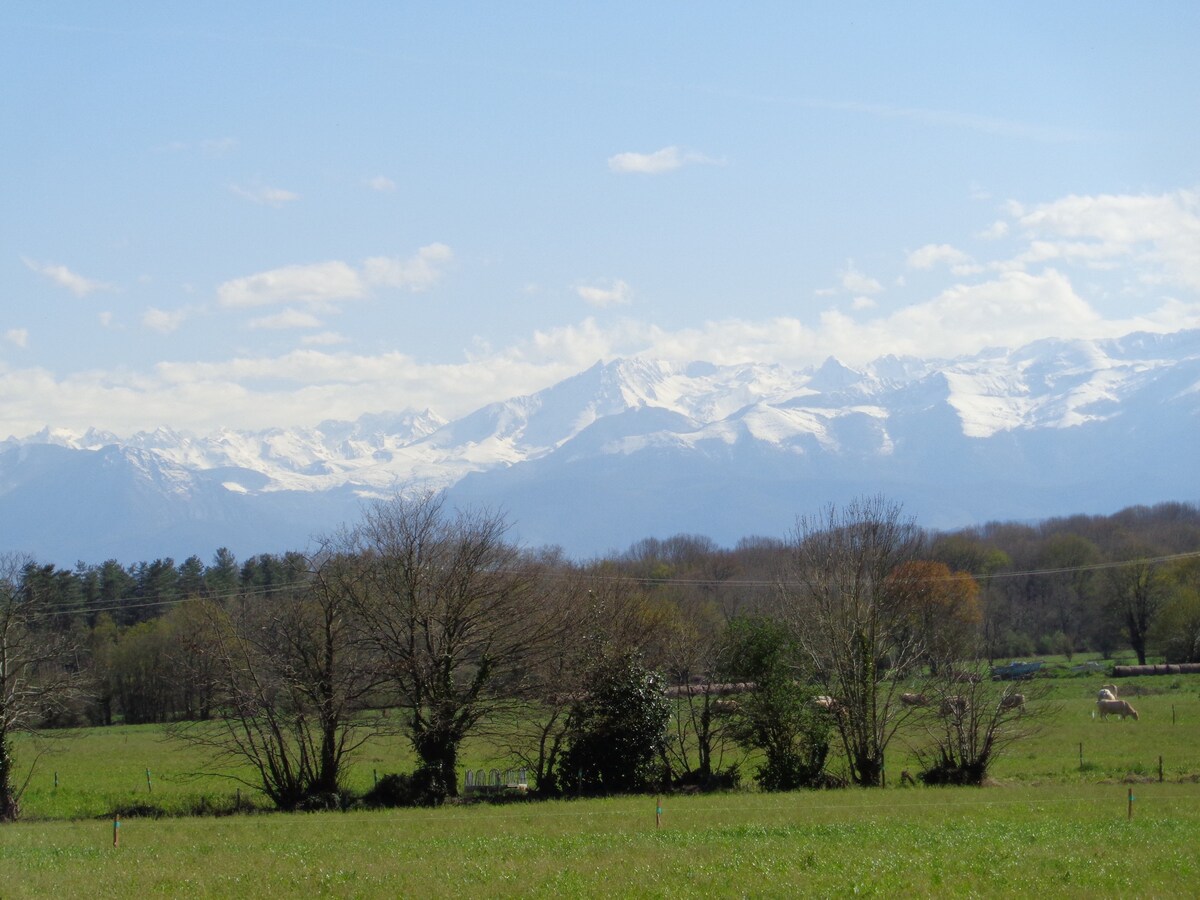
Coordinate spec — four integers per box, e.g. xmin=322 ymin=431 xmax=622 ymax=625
xmin=414 ymin=727 xmax=459 ymax=798
xmin=0 ymin=732 xmax=19 ymax=822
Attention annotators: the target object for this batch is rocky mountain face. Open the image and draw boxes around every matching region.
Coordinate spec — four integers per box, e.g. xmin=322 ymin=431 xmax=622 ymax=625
xmin=2 ymin=328 xmax=1197 ymax=565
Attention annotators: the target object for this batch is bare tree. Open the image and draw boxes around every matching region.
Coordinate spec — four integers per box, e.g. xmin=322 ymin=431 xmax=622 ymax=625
xmin=170 ymin=572 xmax=385 ymax=810
xmin=0 ymin=554 xmax=84 ymax=821
xmin=339 ymin=491 xmax=552 ymax=798
xmin=913 ymin=665 xmax=1048 ymax=785
xmin=780 ymin=497 xmax=926 ymax=787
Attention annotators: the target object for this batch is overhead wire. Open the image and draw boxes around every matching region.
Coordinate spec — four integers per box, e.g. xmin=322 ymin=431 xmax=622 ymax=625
xmin=13 ymin=547 xmax=1200 ymax=624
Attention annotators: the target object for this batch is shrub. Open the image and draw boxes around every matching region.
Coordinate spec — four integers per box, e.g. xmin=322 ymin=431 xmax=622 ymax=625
xmin=555 ymin=654 xmax=670 ymax=796
xmin=363 ymin=767 xmax=447 ymax=808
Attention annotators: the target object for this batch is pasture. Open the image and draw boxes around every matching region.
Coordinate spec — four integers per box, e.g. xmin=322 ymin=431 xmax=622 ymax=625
xmin=2 ymin=669 xmax=1199 ymax=897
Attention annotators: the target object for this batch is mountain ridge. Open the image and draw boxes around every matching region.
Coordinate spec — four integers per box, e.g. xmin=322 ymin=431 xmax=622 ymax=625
xmin=2 ymin=327 xmax=1197 ymax=564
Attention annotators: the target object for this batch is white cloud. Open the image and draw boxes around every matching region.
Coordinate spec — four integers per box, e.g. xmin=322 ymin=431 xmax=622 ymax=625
xmin=907 ymin=243 xmax=972 ymax=270
xmin=5 ymin=328 xmax=28 ymax=348
xmin=576 ymin=279 xmax=632 ymax=308
xmin=1014 ymin=190 xmax=1200 ymax=290
xmin=978 ymin=220 xmax=1009 ymax=240
xmin=249 ymin=309 xmax=324 ymax=330
xmin=22 ymin=257 xmax=111 ymax=297
xmin=218 ymin=261 xmax=365 ymax=309
xmin=362 ymin=243 xmax=453 ymax=291
xmin=367 ymin=175 xmax=396 ymax=192
xmin=217 ymin=245 xmax=452 ymax=316
xmin=6 ymin=189 xmax=1198 ymax=439
xmin=839 ymin=265 xmax=883 ymax=295
xmin=142 ymin=307 xmax=190 ymax=334
xmin=607 ymin=146 xmax=721 ymax=175
xmin=229 ymin=183 xmax=300 ymax=207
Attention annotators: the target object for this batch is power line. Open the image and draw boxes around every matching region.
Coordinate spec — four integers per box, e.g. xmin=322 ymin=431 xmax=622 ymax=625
xmin=14 ymin=547 xmax=1200 ymax=624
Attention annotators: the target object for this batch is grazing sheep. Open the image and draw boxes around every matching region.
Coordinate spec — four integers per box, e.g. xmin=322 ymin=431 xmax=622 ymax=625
xmin=940 ymin=696 xmax=969 ymax=718
xmin=812 ymin=695 xmax=844 ymax=715
xmin=1096 ymin=698 xmax=1139 ymax=720
xmin=999 ymin=693 xmax=1025 ymax=711
xmin=1097 ymin=688 xmax=1117 ymax=702
xmin=900 ymin=692 xmax=929 ymax=707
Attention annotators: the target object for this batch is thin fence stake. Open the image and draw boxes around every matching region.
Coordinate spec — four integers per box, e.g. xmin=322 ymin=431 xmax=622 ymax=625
xmin=53 ymin=771 xmax=58 ymax=790
xmin=113 ymin=816 xmax=120 ymax=848
xmin=146 ymin=768 xmax=153 ymax=793
xmin=1079 ymin=742 xmax=1084 ymax=769
xmin=1127 ymin=787 xmax=1134 ymax=820
xmin=1172 ymin=704 xmax=1176 ymax=725
xmin=655 ymin=797 xmax=662 ymax=829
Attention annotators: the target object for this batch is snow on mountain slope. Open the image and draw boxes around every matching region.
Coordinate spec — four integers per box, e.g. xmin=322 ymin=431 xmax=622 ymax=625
xmin=1 ymin=328 xmax=1197 ymax=564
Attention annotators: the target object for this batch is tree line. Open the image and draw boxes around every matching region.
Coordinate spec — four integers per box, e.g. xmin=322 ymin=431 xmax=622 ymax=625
xmin=1 ymin=495 xmax=1197 ymax=819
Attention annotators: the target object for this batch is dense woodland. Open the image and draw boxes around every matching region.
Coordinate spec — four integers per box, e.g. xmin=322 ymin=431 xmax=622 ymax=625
xmin=2 ymin=496 xmax=1199 ymax=815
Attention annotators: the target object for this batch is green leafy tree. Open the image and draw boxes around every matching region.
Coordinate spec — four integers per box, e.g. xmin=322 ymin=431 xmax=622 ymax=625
xmin=1105 ymin=544 xmax=1166 ymax=665
xmin=556 ymin=654 xmax=670 ymax=795
xmin=206 ymin=548 xmax=239 ymax=598
xmin=722 ymin=616 xmax=829 ymax=791
xmin=1149 ymin=557 xmax=1200 ymax=663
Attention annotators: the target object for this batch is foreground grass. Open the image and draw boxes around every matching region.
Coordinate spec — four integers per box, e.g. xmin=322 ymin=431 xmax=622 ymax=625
xmin=2 ymin=786 xmax=1199 ymax=897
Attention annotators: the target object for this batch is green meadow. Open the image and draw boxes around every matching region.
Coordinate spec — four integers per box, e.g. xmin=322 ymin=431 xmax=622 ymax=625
xmin=2 ymin=669 xmax=1199 ymax=897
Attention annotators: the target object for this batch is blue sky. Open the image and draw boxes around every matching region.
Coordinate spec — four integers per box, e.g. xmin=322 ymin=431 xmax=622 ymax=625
xmin=3 ymin=3 xmax=1198 ymax=436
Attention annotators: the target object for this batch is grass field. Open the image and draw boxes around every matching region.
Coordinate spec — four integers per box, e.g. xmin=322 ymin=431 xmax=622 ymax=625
xmin=3 ymin=787 xmax=1199 ymax=897
xmin=2 ymin=666 xmax=1199 ymax=897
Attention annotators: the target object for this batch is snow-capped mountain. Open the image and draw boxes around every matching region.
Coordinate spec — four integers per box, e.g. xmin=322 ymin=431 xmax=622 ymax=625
xmin=2 ymin=328 xmax=1197 ymax=565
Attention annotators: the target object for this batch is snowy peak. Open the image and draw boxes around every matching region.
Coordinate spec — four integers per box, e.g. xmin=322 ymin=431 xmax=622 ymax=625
xmin=2 ymin=327 xmax=1197 ymax=564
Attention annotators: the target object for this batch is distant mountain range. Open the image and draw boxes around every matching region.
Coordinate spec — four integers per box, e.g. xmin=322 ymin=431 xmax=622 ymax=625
xmin=3 ymin=328 xmax=1198 ymax=566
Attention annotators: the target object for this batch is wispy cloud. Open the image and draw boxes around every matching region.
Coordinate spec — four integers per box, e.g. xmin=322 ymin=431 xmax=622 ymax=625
xmin=229 ymin=183 xmax=300 ymax=207
xmin=22 ymin=257 xmax=112 ymax=297
xmin=5 ymin=328 xmax=28 ymax=348
xmin=366 ymin=175 xmax=396 ymax=192
xmin=362 ymin=243 xmax=453 ymax=291
xmin=576 ymin=279 xmax=632 ymax=308
xmin=201 ymin=137 xmax=238 ymax=157
xmin=142 ymin=307 xmax=190 ymax=334
xmin=608 ymin=146 xmax=721 ymax=175
xmin=906 ymin=244 xmax=972 ymax=270
xmin=217 ymin=244 xmax=453 ymax=311
xmin=218 ymin=261 xmax=365 ymax=309
xmin=839 ymin=264 xmax=883 ymax=295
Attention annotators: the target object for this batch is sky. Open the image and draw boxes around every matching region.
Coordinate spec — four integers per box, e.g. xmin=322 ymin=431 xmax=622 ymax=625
xmin=2 ymin=2 xmax=1199 ymax=438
